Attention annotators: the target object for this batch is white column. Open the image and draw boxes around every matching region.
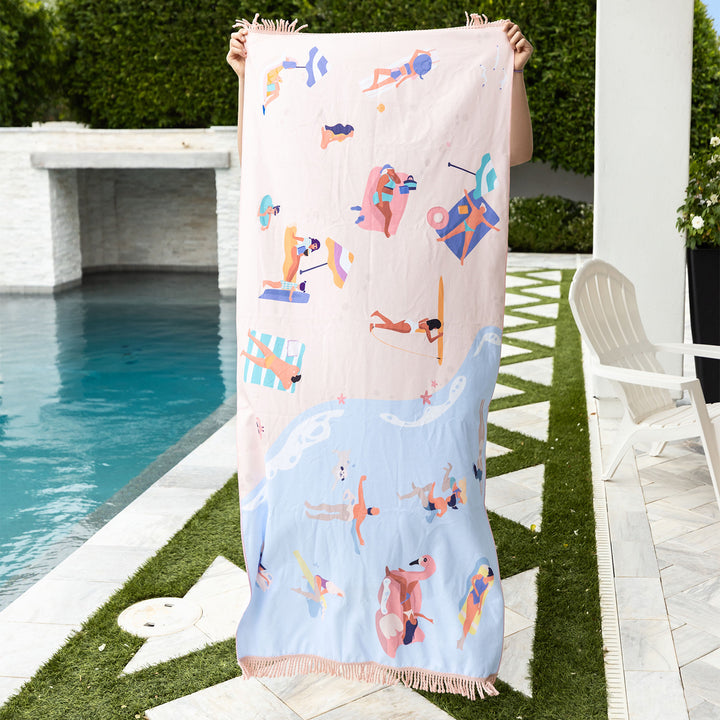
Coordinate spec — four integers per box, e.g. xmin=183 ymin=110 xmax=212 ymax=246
xmin=594 ymin=0 xmax=693 ymax=376
xmin=49 ymin=169 xmax=82 ymax=288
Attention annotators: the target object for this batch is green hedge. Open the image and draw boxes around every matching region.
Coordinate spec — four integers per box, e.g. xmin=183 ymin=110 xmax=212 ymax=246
xmin=691 ymin=0 xmax=720 ymax=155
xmin=57 ymin=0 xmax=309 ymax=128
xmin=0 ymin=0 xmax=59 ymax=126
xmin=508 ymin=195 xmax=593 ymax=253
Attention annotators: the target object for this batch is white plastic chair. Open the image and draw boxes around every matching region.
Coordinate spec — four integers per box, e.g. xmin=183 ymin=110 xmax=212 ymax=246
xmin=569 ymin=258 xmax=720 ymax=510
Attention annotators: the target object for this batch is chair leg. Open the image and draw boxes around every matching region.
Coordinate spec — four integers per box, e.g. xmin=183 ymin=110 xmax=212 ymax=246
xmin=687 ymin=383 xmax=720 ymax=512
xmin=602 ymin=433 xmax=637 ymax=480
xmin=649 ymin=441 xmax=667 ymax=457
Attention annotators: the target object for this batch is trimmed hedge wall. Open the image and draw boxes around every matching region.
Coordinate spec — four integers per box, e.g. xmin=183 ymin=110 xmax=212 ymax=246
xmin=508 ymin=195 xmax=593 ymax=254
xmin=0 ymin=0 xmax=59 ymax=126
xmin=691 ymin=0 xmax=720 ymax=155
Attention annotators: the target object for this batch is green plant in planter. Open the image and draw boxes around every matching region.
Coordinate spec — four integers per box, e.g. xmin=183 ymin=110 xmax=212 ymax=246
xmin=677 ymin=131 xmax=720 ymax=248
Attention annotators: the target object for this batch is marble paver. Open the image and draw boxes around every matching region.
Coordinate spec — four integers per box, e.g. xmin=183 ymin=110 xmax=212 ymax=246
xmin=505 ymin=292 xmax=538 ymax=307
xmin=503 ymin=312 xmax=536 ymax=328
xmin=488 ymin=401 xmax=550 ymax=442
xmin=122 ymin=556 xmax=250 ymax=673
xmin=505 ymin=274 xmax=537 ymax=288
xmin=524 ymin=283 xmax=561 ymax=299
xmin=519 ymin=302 xmax=559 ymax=319
xmin=526 ymin=270 xmax=562 ymax=283
xmin=486 ymin=465 xmax=544 ymax=530
xmin=492 ymin=382 xmax=524 ymax=400
xmin=500 ymin=342 xmax=531 ymax=359
xmin=504 ymin=324 xmax=557 ymax=348
xmin=501 ymin=356 xmax=554 ymax=386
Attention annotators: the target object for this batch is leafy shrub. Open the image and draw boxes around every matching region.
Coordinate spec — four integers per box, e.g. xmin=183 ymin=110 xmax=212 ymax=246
xmin=0 ymin=0 xmax=59 ymax=126
xmin=508 ymin=195 xmax=593 ymax=253
xmin=691 ymin=1 xmax=720 ymax=156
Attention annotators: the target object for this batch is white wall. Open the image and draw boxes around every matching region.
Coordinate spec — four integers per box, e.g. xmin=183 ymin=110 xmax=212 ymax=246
xmin=594 ymin=0 xmax=693 ymax=377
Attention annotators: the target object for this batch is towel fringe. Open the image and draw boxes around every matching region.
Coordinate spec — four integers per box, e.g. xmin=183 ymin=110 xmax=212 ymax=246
xmin=234 ymin=14 xmax=308 ymax=34
xmin=239 ymin=654 xmax=499 ymax=701
xmin=465 ymin=12 xmax=490 ymax=27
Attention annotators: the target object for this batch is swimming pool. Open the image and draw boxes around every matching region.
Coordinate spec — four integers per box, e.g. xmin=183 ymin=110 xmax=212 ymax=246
xmin=0 ymin=273 xmax=236 ymax=600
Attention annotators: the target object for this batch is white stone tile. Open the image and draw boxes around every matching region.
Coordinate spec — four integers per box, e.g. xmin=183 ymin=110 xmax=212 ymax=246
xmin=485 ymin=475 xmax=536 ymax=508
xmin=524 ymin=284 xmax=561 ymax=299
xmin=500 ymin=343 xmax=531 ymax=359
xmin=179 ymin=417 xmax=237 ymax=468
xmin=259 ymin=673 xmax=384 ymax=718
xmin=194 ymin=585 xmax=250 ymax=643
xmin=666 ymin=595 xmax=720 ymax=639
xmin=124 ymin=626 xmax=212 ymax=674
xmin=488 ymin=402 xmax=550 ymax=442
xmin=689 ymin=700 xmax=720 ymax=719
xmin=123 ymin=486 xmax=217 ymax=518
xmin=0 ymin=621 xmax=80 ymax=676
xmin=505 ymin=274 xmax=536 ymax=288
xmin=526 ymin=270 xmax=562 ymax=283
xmin=625 ymin=671 xmax=689 ymax=720
xmin=656 ymin=542 xmax=720 ymax=577
xmin=0 ymin=676 xmax=28 ymax=707
xmin=619 ymin=619 xmax=678 ymax=671
xmin=657 ymin=485 xmax=719 ymax=513
xmin=492 ymin=383 xmax=524 ymax=400
xmin=504 ymin=607 xmax=533 ymax=636
xmin=492 ymin=497 xmax=543 ymax=530
xmin=314 ymin=684 xmax=455 ymax=719
xmin=503 ymin=313 xmax=536 ymax=329
xmin=672 ymin=624 xmax=720 ymax=667
xmin=504 ymin=325 xmax=556 ymax=348
xmin=682 ymin=658 xmax=720 ymax=706
xmin=84 ymin=507 xmax=193 ymax=549
xmin=672 ymin=523 xmax=720 ymax=554
xmin=497 ymin=465 xmax=545 ymax=493
xmin=615 ymin=578 xmax=668 ymax=620
xmin=501 ymin=357 xmax=554 ymax=386
xmin=519 ymin=302 xmax=559 ymax=319
xmin=693 ymin=502 xmax=720 ymax=522
xmin=50 ymin=544 xmax=155 ymax=584
xmin=683 ymin=576 xmax=720 ymax=609
xmin=0 ymin=577 xmax=121 ymax=625
xmin=145 ymin=677 xmax=302 ymax=720
xmin=505 ymin=292 xmax=537 ymax=307
xmin=498 ymin=625 xmax=533 ymax=697
xmin=154 ymin=463 xmax=237 ymax=489
xmin=661 ymin=564 xmax=712 ymax=598
xmin=502 ymin=567 xmax=539 ymax=623
xmin=701 ymin=646 xmax=720 ymax=670
xmin=485 ymin=442 xmax=512 ymax=458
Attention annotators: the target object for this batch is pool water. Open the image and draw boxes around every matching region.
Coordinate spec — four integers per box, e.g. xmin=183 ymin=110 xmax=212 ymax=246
xmin=0 ymin=273 xmax=236 ymax=593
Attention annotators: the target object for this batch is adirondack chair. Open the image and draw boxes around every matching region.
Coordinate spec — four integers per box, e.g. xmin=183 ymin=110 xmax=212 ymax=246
xmin=569 ymin=258 xmax=720 ymax=510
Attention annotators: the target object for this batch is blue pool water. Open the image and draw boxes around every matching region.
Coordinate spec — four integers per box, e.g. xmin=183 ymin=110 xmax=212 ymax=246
xmin=0 ymin=273 xmax=236 ymax=593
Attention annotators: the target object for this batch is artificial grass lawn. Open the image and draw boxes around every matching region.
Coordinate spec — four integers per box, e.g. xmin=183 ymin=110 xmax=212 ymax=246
xmin=2 ymin=269 xmax=607 ymax=720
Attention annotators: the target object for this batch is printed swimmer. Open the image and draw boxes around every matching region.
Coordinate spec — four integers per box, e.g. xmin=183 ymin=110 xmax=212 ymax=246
xmin=370 ymin=312 xmax=443 ymax=344
xmin=457 ymin=559 xmax=495 ymax=650
xmin=397 ymin=463 xmax=466 ymax=521
xmin=363 ymin=49 xmax=433 ymax=92
xmin=321 ymin=123 xmax=354 ymax=149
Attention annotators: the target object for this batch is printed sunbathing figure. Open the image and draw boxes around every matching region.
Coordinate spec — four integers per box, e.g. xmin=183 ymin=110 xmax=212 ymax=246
xmin=320 ymin=123 xmax=355 ymax=149
xmin=370 ymin=312 xmax=443 ymax=344
xmin=438 ymin=188 xmax=500 ymax=266
xmin=261 ymin=279 xmax=306 ymax=301
xmin=363 ymin=49 xmax=433 ymax=92
xmin=457 ymin=561 xmax=495 ymax=650
xmin=241 ymin=331 xmax=301 ymax=389
xmin=305 ymin=475 xmax=379 ymax=549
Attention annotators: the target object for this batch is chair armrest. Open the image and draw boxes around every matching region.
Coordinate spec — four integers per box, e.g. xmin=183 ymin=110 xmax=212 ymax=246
xmin=655 ymin=342 xmax=720 ymax=360
xmin=593 ymin=363 xmax=699 ymax=392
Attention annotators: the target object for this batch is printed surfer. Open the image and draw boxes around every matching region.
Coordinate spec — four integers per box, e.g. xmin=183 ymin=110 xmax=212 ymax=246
xmin=241 ymin=330 xmax=302 ymax=389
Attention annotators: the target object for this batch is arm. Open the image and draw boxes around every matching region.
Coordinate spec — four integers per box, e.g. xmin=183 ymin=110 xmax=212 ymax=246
xmin=226 ymin=27 xmax=248 ymax=162
xmin=503 ymin=21 xmax=533 ymax=167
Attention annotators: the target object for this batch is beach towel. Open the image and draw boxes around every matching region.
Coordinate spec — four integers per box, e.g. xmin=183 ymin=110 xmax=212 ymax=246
xmin=235 ymin=14 xmax=514 ymax=699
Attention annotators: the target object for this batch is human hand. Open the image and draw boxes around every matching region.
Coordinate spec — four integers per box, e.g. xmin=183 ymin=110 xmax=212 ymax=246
xmin=227 ymin=27 xmax=248 ymax=78
xmin=503 ymin=21 xmax=533 ymax=71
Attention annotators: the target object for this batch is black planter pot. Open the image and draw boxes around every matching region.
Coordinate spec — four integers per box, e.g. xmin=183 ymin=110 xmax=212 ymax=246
xmin=687 ymin=246 xmax=720 ymax=403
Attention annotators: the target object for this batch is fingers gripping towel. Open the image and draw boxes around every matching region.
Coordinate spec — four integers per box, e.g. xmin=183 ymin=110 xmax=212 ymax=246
xmin=235 ymin=14 xmax=514 ymax=700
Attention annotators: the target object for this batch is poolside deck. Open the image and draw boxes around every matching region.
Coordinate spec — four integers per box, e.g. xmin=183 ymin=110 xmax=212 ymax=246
xmin=2 ymin=253 xmax=719 ymax=719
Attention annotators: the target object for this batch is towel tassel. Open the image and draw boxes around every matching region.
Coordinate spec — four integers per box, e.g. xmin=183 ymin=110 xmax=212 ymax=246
xmin=234 ymin=14 xmax=308 ymax=34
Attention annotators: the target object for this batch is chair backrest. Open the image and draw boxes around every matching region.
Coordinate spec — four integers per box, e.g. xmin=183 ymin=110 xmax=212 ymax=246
xmin=569 ymin=258 xmax=674 ymax=422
